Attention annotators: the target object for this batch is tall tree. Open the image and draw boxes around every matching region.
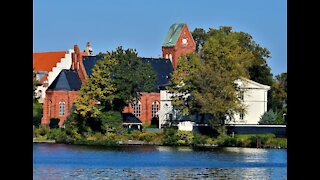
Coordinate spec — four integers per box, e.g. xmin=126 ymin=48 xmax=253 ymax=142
xmin=269 ymin=72 xmax=287 ymax=112
xmin=192 ymin=26 xmax=273 ymax=86
xmin=192 ymin=28 xmax=207 ymax=53
xmin=169 ymin=31 xmax=255 ymax=134
xmin=73 ymin=47 xmax=157 ymax=132
xmin=107 ymin=46 xmax=157 ymax=109
xmin=74 ymin=54 xmax=118 ymax=118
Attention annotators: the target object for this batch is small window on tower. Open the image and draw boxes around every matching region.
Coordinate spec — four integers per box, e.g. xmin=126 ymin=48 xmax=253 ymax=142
xmin=169 ymin=54 xmax=172 ymax=61
xmin=166 ymin=54 xmax=168 ymax=59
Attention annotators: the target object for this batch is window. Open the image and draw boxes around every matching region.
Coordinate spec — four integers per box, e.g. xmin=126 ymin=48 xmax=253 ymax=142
xmin=169 ymin=54 xmax=172 ymax=61
xmin=165 ymin=54 xmax=168 ymax=59
xmin=151 ymin=101 xmax=159 ymax=117
xmin=239 ymin=90 xmax=244 ymax=100
xmin=59 ymin=101 xmax=65 ymax=116
xmin=133 ymin=101 xmax=141 ymax=117
xmin=240 ymin=112 xmax=244 ymax=120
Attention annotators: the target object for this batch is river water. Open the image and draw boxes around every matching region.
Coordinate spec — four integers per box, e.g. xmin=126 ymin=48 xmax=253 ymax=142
xmin=33 ymin=143 xmax=287 ymax=179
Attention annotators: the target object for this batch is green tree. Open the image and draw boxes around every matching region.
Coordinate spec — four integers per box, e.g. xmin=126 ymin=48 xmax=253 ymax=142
xmin=269 ymin=72 xmax=287 ymax=112
xmin=192 ymin=28 xmax=207 ymax=53
xmin=107 ymin=46 xmax=157 ymax=110
xmin=169 ymin=31 xmax=255 ymax=135
xmin=74 ymin=54 xmax=118 ymax=118
xmin=74 ymin=46 xmax=157 ymax=133
xmin=98 ymin=111 xmax=123 ymax=133
xmin=33 ymin=70 xmax=43 ymax=127
xmin=259 ymin=110 xmax=276 ymax=124
xmin=192 ymin=26 xmax=273 ymax=86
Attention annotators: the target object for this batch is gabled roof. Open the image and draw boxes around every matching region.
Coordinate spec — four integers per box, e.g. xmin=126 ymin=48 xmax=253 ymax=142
xmin=122 ymin=113 xmax=142 ymax=124
xmin=33 ymin=51 xmax=66 ymax=72
xmin=162 ymin=23 xmax=184 ymax=47
xmin=47 ymin=69 xmax=82 ymax=91
xmin=82 ymin=55 xmax=104 ymax=76
xmin=238 ymin=77 xmax=271 ymax=90
xmin=140 ymin=58 xmax=173 ymax=88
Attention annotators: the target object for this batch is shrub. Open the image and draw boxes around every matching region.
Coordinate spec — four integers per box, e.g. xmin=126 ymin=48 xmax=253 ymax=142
xmin=192 ymin=132 xmax=209 ymax=145
xmin=49 ymin=118 xmax=60 ymax=129
xmin=259 ymin=110 xmax=276 ymax=124
xmin=139 ymin=132 xmax=157 ymax=142
xmin=34 ymin=125 xmax=49 ymax=137
xmin=33 ymin=101 xmax=43 ymax=127
xmin=47 ymin=128 xmax=63 ymax=140
xmin=162 ymin=127 xmax=179 ymax=145
xmin=150 ymin=117 xmax=159 ymax=128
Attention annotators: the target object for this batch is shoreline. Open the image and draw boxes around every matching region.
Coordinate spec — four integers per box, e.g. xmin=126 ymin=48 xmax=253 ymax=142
xmin=33 ymin=140 xmax=286 ymax=149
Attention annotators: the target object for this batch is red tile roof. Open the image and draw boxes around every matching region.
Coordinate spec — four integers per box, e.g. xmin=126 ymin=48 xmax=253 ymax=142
xmin=33 ymin=51 xmax=66 ymax=72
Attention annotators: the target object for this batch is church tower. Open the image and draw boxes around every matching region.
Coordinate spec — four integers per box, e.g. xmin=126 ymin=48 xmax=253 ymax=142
xmin=162 ymin=23 xmax=196 ymax=70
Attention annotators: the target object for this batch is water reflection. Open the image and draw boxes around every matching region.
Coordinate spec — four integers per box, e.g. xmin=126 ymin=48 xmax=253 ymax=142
xmin=33 ymin=144 xmax=287 ymax=179
xmin=34 ymin=167 xmax=287 ymax=180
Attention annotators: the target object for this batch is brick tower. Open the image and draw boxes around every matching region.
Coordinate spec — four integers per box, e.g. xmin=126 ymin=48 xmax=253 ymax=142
xmin=162 ymin=23 xmax=196 ymax=70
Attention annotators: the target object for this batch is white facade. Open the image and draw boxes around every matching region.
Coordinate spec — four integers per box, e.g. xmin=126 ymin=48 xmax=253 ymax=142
xmin=35 ymin=49 xmax=74 ymax=103
xmin=227 ymin=78 xmax=270 ymax=124
xmin=158 ymin=90 xmax=174 ymax=128
xmin=158 ymin=78 xmax=270 ymax=128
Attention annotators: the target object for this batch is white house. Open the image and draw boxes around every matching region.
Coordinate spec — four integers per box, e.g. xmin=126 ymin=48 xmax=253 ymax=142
xmin=157 ymin=78 xmax=270 ymax=130
xmin=228 ymin=78 xmax=270 ymax=125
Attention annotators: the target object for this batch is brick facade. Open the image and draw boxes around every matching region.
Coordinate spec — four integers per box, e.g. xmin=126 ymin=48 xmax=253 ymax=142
xmin=41 ymin=91 xmax=80 ymax=127
xmin=162 ymin=23 xmax=196 ymax=70
xmin=122 ymin=92 xmax=160 ymax=125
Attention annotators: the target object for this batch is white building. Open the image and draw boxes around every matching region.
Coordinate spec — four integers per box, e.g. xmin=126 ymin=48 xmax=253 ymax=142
xmin=229 ymin=78 xmax=270 ymax=125
xmin=157 ymin=78 xmax=270 ymax=130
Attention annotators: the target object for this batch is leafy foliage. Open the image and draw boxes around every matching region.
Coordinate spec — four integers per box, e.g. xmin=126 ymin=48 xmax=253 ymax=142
xmin=169 ymin=28 xmax=255 ymax=134
xmin=192 ymin=26 xmax=273 ymax=86
xmin=259 ymin=110 xmax=276 ymax=124
xmin=49 ymin=118 xmax=60 ymax=129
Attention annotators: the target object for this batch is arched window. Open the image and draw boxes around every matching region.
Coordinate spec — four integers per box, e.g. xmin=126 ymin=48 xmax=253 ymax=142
xmin=169 ymin=54 xmax=172 ymax=61
xmin=151 ymin=101 xmax=159 ymax=117
xmin=49 ymin=100 xmax=52 ymax=118
xmin=59 ymin=101 xmax=65 ymax=116
xmin=133 ymin=101 xmax=141 ymax=117
xmin=165 ymin=54 xmax=168 ymax=59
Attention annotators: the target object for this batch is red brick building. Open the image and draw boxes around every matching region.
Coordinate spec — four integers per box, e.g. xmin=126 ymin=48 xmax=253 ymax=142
xmin=38 ymin=23 xmax=196 ymax=126
xmin=162 ymin=23 xmax=196 ymax=70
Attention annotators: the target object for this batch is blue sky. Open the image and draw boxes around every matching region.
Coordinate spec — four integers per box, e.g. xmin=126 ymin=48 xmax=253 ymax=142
xmin=33 ymin=0 xmax=287 ymax=76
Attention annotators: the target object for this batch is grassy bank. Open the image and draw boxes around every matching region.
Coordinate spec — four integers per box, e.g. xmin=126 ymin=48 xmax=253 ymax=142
xmin=33 ymin=126 xmax=286 ymax=149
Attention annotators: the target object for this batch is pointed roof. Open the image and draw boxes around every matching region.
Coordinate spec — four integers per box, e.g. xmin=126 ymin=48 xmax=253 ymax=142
xmin=47 ymin=70 xmax=82 ymax=91
xmin=239 ymin=77 xmax=271 ymax=90
xmin=122 ymin=113 xmax=142 ymax=124
xmin=162 ymin=23 xmax=185 ymax=47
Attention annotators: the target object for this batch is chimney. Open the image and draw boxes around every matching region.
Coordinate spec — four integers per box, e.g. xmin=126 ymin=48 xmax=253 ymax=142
xmin=72 ymin=44 xmax=80 ymax=70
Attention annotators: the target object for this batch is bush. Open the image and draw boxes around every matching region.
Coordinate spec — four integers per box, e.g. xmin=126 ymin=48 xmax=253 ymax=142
xmin=33 ymin=101 xmax=43 ymax=127
xmin=47 ymin=128 xmax=63 ymax=140
xmin=139 ymin=132 xmax=157 ymax=142
xmin=162 ymin=127 xmax=179 ymax=145
xmin=34 ymin=125 xmax=49 ymax=137
xmin=259 ymin=110 xmax=276 ymax=124
xmin=98 ymin=111 xmax=123 ymax=133
xmin=49 ymin=118 xmax=60 ymax=129
xmin=150 ymin=116 xmax=159 ymax=128
xmin=192 ymin=133 xmax=210 ymax=145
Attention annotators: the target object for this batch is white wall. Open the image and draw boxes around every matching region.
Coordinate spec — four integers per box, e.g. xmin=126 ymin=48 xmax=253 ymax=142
xmin=178 ymin=121 xmax=194 ymax=131
xmin=35 ymin=49 xmax=74 ymax=103
xmin=158 ymin=78 xmax=270 ymax=127
xmin=158 ymin=90 xmax=174 ymax=128
xmin=229 ymin=78 xmax=270 ymax=124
